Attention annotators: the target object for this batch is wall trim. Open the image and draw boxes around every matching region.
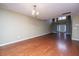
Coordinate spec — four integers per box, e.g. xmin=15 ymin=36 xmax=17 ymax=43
xmin=72 ymin=38 xmax=79 ymax=41
xmin=0 ymin=32 xmax=51 ymax=47
xmin=52 ymin=32 xmax=71 ymax=35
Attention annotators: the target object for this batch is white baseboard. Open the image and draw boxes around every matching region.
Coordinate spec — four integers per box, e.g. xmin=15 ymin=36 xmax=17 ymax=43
xmin=0 ymin=38 xmax=28 ymax=47
xmin=0 ymin=32 xmax=50 ymax=47
xmin=52 ymin=32 xmax=71 ymax=35
xmin=72 ymin=38 xmax=79 ymax=41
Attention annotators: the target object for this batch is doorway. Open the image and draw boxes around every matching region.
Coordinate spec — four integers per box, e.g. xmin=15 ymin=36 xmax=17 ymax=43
xmin=52 ymin=15 xmax=72 ymax=40
xmin=57 ymin=24 xmax=67 ymax=39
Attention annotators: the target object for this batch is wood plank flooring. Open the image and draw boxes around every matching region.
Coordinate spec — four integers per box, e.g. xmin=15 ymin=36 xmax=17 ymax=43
xmin=0 ymin=33 xmax=79 ymax=56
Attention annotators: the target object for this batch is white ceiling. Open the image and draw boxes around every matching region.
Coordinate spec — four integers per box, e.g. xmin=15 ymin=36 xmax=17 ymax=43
xmin=0 ymin=3 xmax=79 ymax=20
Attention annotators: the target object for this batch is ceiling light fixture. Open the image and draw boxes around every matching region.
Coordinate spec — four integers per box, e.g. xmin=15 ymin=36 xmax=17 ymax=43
xmin=62 ymin=12 xmax=71 ymax=15
xmin=32 ymin=5 xmax=39 ymax=17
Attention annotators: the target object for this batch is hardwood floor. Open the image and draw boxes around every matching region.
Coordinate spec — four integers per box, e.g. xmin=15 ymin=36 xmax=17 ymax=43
xmin=0 ymin=33 xmax=79 ymax=56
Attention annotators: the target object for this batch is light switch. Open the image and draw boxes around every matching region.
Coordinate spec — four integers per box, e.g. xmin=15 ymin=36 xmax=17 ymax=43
xmin=73 ymin=27 xmax=77 ymax=29
xmin=75 ymin=24 xmax=79 ymax=26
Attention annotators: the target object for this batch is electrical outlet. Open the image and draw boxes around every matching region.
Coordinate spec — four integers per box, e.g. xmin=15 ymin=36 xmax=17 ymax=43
xmin=17 ymin=35 xmax=21 ymax=39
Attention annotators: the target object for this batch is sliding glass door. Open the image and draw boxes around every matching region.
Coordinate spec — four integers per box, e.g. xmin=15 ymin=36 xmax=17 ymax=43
xmin=57 ymin=24 xmax=67 ymax=39
xmin=57 ymin=24 xmax=66 ymax=33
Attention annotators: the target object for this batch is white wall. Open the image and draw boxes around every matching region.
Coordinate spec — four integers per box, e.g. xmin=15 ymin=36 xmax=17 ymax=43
xmin=0 ymin=8 xmax=51 ymax=46
xmin=72 ymin=15 xmax=79 ymax=41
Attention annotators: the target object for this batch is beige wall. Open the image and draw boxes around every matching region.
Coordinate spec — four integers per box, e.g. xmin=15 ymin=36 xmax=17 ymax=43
xmin=72 ymin=15 xmax=79 ymax=41
xmin=0 ymin=8 xmax=51 ymax=45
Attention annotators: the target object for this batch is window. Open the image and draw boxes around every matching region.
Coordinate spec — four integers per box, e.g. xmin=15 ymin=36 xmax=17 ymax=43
xmin=58 ymin=16 xmax=66 ymax=20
